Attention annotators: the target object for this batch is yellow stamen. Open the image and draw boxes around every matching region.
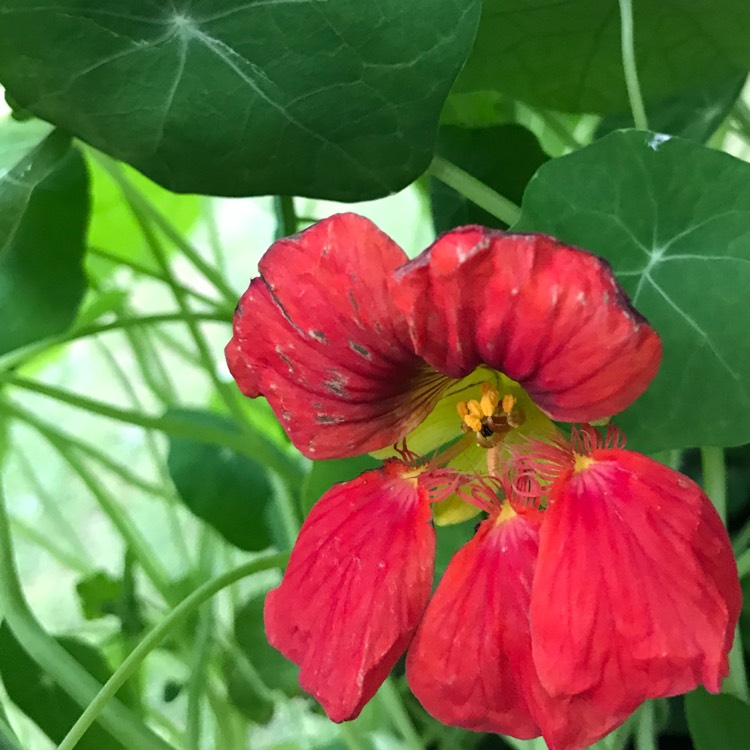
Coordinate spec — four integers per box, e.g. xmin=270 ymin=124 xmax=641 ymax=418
xmin=480 ymin=389 xmax=499 ymax=417
xmin=456 ymin=401 xmax=469 ymax=418
xmin=466 ymin=400 xmax=482 ymax=418
xmin=574 ymin=453 xmax=595 ymax=473
xmin=501 ymin=394 xmax=516 ymax=415
xmin=464 ymin=414 xmax=483 ymax=432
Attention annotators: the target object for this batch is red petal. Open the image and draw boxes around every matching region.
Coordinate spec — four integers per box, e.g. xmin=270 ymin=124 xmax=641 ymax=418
xmin=394 ymin=228 xmax=662 ymax=422
xmin=531 ymin=451 xmax=741 ymax=718
xmin=406 ymin=514 xmax=630 ymax=750
xmin=265 ymin=462 xmax=435 ymax=722
xmin=226 ymin=213 xmax=444 ymax=459
xmin=407 ymin=514 xmax=543 ymax=738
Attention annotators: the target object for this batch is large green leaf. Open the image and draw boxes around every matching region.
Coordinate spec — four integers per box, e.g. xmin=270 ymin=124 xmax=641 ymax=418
xmin=454 ymin=1 xmax=750 ymax=114
xmin=0 ymin=624 xmax=126 ymax=750
xmin=166 ymin=408 xmax=274 ymax=551
xmin=513 ymin=130 xmax=750 ymax=452
xmin=685 ymin=689 xmax=750 ymax=750
xmin=0 ymin=118 xmax=89 ymax=355
xmin=430 ymin=124 xmax=548 ymax=233
xmin=0 ymin=1 xmax=481 ymax=199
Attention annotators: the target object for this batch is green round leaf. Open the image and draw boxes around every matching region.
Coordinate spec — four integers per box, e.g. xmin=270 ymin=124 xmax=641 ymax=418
xmin=454 ymin=0 xmax=750 ymax=114
xmin=0 ymin=119 xmax=89 ymax=355
xmin=0 ymin=0 xmax=481 ymax=199
xmin=166 ymin=408 xmax=274 ymax=551
xmin=686 ymin=688 xmax=750 ymax=750
xmin=514 ymin=130 xmax=750 ymax=452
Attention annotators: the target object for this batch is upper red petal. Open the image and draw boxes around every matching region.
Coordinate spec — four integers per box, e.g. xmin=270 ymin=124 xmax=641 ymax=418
xmin=393 ymin=228 xmax=662 ymax=422
xmin=226 ymin=213 xmax=443 ymax=459
xmin=264 ymin=462 xmax=435 ymax=722
xmin=531 ymin=450 xmax=741 ymax=717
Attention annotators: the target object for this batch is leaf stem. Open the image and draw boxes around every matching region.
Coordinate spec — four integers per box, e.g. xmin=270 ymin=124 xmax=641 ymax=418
xmin=0 ymin=311 xmax=229 ymax=373
xmin=429 ymin=156 xmax=521 ymax=226
xmin=92 ymin=152 xmax=237 ymax=305
xmin=0 ymin=482 xmax=176 ymax=750
xmin=701 ymin=447 xmax=749 ymax=701
xmin=377 ymin=678 xmax=424 ymax=750
xmin=273 ymin=196 xmax=298 ymax=238
xmin=88 ymin=246 xmax=223 ymax=309
xmin=634 ymin=701 xmax=657 ymax=750
xmin=2 ymin=375 xmax=303 ymax=484
xmin=617 ymin=0 xmax=649 ymax=130
xmin=56 ymin=552 xmax=288 ymax=750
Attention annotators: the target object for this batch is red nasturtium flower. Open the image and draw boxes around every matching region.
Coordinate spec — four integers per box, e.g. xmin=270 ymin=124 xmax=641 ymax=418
xmin=225 ymin=214 xmax=741 ymax=750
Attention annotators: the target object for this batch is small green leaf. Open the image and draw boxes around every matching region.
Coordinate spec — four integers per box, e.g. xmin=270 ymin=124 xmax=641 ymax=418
xmin=225 ymin=663 xmax=275 ymax=725
xmin=597 ymin=75 xmax=745 ymax=143
xmin=0 ymin=0 xmax=481 ymax=199
xmin=76 ymin=571 xmax=123 ymax=620
xmin=0 ymin=118 xmax=89 ymax=355
xmin=301 ymin=455 xmax=380 ymax=516
xmin=514 ymin=130 xmax=750 ymax=452
xmin=686 ymin=688 xmax=750 ymax=750
xmin=454 ymin=0 xmax=750 ymax=114
xmin=0 ymin=623 xmax=126 ymax=750
xmin=234 ymin=594 xmax=300 ymax=698
xmin=166 ymin=408 xmax=274 ymax=551
xmin=430 ymin=124 xmax=547 ymax=233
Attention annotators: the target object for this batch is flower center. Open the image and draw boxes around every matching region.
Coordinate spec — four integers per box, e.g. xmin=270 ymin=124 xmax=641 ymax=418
xmin=456 ymin=382 xmax=526 ymax=448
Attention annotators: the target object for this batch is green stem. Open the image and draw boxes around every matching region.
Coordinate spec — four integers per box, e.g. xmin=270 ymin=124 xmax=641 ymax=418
xmin=94 ymin=153 xmax=237 ymax=305
xmin=2 ymin=375 xmax=303 ymax=484
xmin=47 ymin=438 xmax=173 ymax=599
xmin=634 ymin=701 xmax=657 ymax=750
xmin=701 ymin=447 xmax=749 ymax=701
xmin=617 ymin=0 xmax=649 ymax=130
xmin=737 ymin=547 xmax=750 ymax=579
xmin=115 ymin=172 xmax=254 ymax=435
xmin=10 ymin=516 xmax=90 ymax=574
xmin=88 ymin=246 xmax=223 ymax=310
xmin=186 ymin=533 xmax=215 ymax=750
xmin=377 ymin=678 xmax=424 ymax=750
xmin=0 ymin=311 xmax=229 ymax=372
xmin=429 ymin=156 xmax=521 ymax=226
xmin=0 ymin=483 xmax=176 ymax=750
xmin=3 ymin=400 xmax=171 ymax=500
xmin=202 ymin=197 xmax=228 ymax=278
xmin=273 ymin=195 xmax=298 ymax=239
xmin=56 ymin=552 xmax=288 ymax=750
xmin=15 ymin=451 xmax=95 ymax=566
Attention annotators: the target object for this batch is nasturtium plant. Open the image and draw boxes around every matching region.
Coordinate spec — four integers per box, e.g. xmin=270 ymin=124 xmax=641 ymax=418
xmin=0 ymin=3 xmax=749 ymax=750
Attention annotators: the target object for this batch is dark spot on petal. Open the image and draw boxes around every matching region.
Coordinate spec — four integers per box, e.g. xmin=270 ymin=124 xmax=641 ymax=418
xmin=234 ymin=300 xmax=243 ymax=317
xmin=348 ymin=291 xmax=359 ymax=312
xmin=309 ymin=330 xmax=328 ymax=344
xmin=322 ymin=371 xmax=348 ymax=396
xmin=316 ymin=414 xmax=344 ymax=424
xmin=349 ymin=340 xmax=371 ymax=359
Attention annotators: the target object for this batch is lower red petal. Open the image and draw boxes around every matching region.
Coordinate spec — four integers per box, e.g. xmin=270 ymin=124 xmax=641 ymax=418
xmin=407 ymin=515 xmax=543 ymax=738
xmin=531 ymin=450 xmax=741 ymax=717
xmin=265 ymin=462 xmax=435 ymax=721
